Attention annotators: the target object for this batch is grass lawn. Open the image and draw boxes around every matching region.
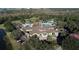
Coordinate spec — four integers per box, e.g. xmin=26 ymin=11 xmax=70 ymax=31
xmin=0 ymin=24 xmax=5 ymax=29
xmin=6 ymin=32 xmax=23 ymax=50
xmin=12 ymin=20 xmax=22 ymax=24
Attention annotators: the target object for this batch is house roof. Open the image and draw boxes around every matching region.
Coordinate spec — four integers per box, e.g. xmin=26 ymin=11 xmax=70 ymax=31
xmin=70 ymin=33 xmax=79 ymax=40
xmin=21 ymin=22 xmax=56 ymax=34
xmin=22 ymin=22 xmax=54 ymax=34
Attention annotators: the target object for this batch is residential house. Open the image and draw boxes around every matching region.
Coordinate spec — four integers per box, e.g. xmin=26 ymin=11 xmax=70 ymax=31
xmin=20 ymin=20 xmax=59 ymax=41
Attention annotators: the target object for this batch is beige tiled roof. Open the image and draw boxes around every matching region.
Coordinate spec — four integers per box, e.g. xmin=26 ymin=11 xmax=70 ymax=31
xmin=22 ymin=22 xmax=55 ymax=34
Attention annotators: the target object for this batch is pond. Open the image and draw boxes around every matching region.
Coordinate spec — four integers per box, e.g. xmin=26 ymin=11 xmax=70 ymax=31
xmin=0 ymin=29 xmax=7 ymax=50
xmin=0 ymin=29 xmax=6 ymax=40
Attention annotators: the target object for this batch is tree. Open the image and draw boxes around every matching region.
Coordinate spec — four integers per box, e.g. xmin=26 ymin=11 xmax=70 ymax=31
xmin=11 ymin=30 xmax=23 ymax=40
xmin=62 ymin=35 xmax=79 ymax=50
xmin=57 ymin=15 xmax=79 ymax=50
xmin=4 ymin=21 xmax=15 ymax=32
xmin=20 ymin=19 xmax=26 ymax=24
xmin=24 ymin=35 xmax=54 ymax=50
